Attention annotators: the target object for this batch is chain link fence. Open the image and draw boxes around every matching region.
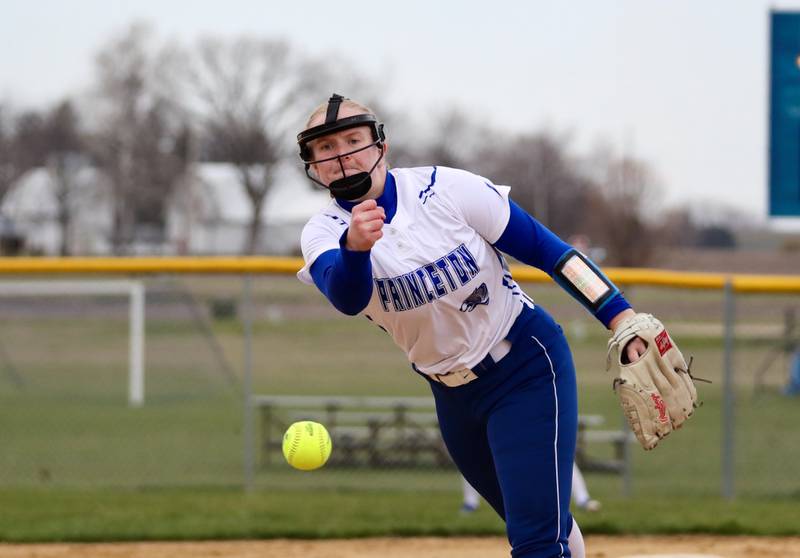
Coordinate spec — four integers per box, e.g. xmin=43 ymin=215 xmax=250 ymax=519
xmin=0 ymin=271 xmax=797 ymax=500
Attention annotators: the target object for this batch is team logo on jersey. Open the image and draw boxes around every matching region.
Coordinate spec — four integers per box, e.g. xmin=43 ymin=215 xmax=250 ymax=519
xmin=460 ymin=283 xmax=489 ymax=312
xmin=323 ymin=213 xmax=347 ymax=226
xmin=374 ymin=243 xmax=480 ymax=312
xmin=418 ymin=167 xmax=438 ymax=204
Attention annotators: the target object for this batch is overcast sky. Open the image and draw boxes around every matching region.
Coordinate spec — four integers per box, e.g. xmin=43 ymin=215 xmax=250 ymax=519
xmin=3 ymin=0 xmax=800 ymax=230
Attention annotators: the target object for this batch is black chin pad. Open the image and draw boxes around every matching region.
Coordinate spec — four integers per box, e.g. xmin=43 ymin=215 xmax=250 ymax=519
xmin=329 ymin=173 xmax=372 ymax=201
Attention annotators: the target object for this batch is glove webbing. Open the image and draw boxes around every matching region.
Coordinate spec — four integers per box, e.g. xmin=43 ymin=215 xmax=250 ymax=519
xmin=606 ymin=313 xmax=662 ymax=370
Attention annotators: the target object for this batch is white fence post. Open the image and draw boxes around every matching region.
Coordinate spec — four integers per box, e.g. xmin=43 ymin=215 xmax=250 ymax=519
xmin=721 ymin=278 xmax=736 ymax=499
xmin=129 ymin=282 xmax=145 ymax=408
xmin=0 ymin=280 xmax=146 ymax=407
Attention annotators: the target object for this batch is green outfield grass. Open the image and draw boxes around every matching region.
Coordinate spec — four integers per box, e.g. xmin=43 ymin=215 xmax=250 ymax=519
xmin=0 ymin=276 xmax=798 ymax=541
xmin=0 ymin=487 xmax=797 ymax=542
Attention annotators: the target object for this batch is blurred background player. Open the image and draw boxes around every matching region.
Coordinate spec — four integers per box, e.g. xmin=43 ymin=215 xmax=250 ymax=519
xmin=460 ymin=463 xmax=600 ymax=515
xmin=570 ymin=462 xmax=602 ymax=512
xmin=295 ymin=94 xmax=652 ymax=558
xmin=785 ymin=346 xmax=800 ymax=396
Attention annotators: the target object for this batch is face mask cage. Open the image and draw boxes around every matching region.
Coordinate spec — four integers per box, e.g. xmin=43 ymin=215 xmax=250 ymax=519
xmin=297 ymin=114 xmax=385 ymax=163
xmin=297 ymin=97 xmax=386 ymax=198
xmin=300 ymin=132 xmax=384 ymax=167
xmin=300 ymin=140 xmax=386 ymax=200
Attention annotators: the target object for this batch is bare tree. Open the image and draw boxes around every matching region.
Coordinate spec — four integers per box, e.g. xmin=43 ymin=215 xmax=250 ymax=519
xmin=593 ymin=154 xmax=661 ymax=266
xmin=416 ymin=116 xmax=664 ymax=266
xmin=657 ymin=207 xmax=698 ymax=248
xmin=0 ymin=106 xmax=43 ymax=207
xmin=91 ymin=23 xmax=189 ymax=254
xmin=39 ymin=100 xmax=86 ymax=255
xmin=183 ymin=37 xmax=330 ymax=254
xmin=411 ymin=116 xmax=605 ymax=242
xmin=0 ymin=106 xmax=17 ymax=204
xmin=477 ymin=131 xmax=596 ymax=239
xmin=426 ymin=109 xmax=490 ymax=169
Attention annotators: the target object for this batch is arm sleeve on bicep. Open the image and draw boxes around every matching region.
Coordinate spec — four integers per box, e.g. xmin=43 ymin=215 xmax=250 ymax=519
xmin=297 ymin=217 xmax=373 ymax=316
xmin=493 ymin=199 xmax=572 ymax=271
xmin=308 ymin=230 xmax=373 ymax=316
xmin=494 ymin=199 xmax=631 ymax=327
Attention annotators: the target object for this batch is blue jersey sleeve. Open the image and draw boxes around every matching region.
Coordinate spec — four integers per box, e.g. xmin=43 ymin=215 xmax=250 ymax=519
xmin=308 ymin=230 xmax=373 ymax=316
xmin=493 ymin=199 xmax=631 ymax=328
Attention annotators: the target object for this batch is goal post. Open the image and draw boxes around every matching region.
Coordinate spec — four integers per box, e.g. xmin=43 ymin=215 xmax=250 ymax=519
xmin=0 ymin=280 xmax=146 ymax=407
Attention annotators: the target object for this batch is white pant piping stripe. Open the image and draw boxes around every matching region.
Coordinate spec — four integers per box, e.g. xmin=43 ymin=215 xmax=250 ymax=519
xmin=531 ymin=334 xmax=564 ymax=558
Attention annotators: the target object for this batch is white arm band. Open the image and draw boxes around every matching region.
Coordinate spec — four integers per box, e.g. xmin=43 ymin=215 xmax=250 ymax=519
xmin=553 ymin=249 xmax=618 ymax=313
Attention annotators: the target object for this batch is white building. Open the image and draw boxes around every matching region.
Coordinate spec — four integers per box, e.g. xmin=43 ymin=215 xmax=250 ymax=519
xmin=1 ymin=166 xmax=113 ymax=255
xmin=1 ymin=162 xmax=330 ymax=256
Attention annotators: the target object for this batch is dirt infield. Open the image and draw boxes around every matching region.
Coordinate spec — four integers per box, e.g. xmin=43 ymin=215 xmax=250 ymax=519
xmin=1 ymin=536 xmax=799 ymax=558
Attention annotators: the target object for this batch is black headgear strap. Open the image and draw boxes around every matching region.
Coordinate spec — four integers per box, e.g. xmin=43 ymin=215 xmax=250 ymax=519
xmin=325 ymin=93 xmax=345 ymax=124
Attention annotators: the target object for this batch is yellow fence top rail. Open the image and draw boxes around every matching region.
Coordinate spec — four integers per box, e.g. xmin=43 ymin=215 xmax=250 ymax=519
xmin=0 ymin=257 xmax=798 ymax=294
xmin=0 ymin=256 xmax=302 ymax=275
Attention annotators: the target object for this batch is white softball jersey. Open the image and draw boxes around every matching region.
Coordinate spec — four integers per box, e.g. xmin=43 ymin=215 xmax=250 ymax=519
xmin=297 ymin=166 xmax=534 ymax=376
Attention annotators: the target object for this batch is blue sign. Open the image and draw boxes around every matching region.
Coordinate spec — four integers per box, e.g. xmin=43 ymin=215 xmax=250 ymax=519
xmin=770 ymin=11 xmax=800 ymax=216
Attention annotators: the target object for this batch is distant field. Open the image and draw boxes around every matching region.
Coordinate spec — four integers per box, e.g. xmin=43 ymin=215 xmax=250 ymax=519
xmin=0 ymin=274 xmax=798 ymax=540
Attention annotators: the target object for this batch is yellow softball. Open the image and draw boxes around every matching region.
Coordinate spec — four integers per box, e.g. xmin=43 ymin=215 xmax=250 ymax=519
xmin=282 ymin=420 xmax=332 ymax=471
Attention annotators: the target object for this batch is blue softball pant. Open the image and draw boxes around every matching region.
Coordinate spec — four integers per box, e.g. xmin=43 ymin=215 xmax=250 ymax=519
xmin=428 ymin=304 xmax=578 ymax=558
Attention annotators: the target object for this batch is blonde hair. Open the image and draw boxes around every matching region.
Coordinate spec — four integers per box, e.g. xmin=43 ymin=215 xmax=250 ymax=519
xmin=305 ymin=97 xmax=377 ymax=128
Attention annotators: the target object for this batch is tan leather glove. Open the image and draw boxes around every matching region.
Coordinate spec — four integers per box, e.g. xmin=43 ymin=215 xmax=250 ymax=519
xmin=607 ymin=313 xmax=699 ymax=450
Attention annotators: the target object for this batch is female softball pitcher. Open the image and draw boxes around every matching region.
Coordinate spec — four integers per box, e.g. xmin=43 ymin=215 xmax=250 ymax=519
xmin=295 ymin=94 xmax=695 ymax=558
